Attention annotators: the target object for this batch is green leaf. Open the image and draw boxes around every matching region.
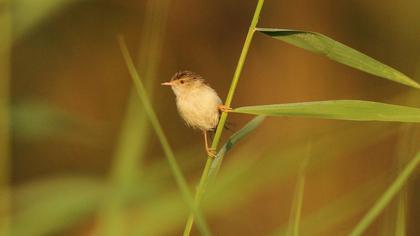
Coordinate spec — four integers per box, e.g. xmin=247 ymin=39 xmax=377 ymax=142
xmin=350 ymin=152 xmax=420 ymax=236
xmin=232 ymin=100 xmax=420 ymax=123
xmin=208 ymin=116 xmax=265 ymax=180
xmin=256 ymin=28 xmax=420 ymax=89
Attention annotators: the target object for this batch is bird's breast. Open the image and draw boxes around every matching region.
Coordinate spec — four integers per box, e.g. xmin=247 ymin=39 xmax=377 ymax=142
xmin=176 ymin=87 xmax=222 ymax=131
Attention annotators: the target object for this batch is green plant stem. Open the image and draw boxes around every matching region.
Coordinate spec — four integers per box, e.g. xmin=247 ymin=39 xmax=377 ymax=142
xmin=183 ymin=0 xmax=265 ymax=235
xmin=118 ymin=37 xmax=211 ymax=236
xmin=350 ymin=152 xmax=420 ymax=236
xmin=0 ymin=1 xmax=11 ymax=235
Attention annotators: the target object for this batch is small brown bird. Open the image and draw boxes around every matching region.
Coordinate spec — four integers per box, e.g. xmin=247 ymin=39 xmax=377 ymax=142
xmin=162 ymin=71 xmax=230 ymax=157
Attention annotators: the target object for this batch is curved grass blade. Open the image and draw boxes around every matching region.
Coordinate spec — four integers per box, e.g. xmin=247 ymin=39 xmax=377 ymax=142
xmin=208 ymin=116 xmax=265 ymax=181
xmin=256 ymin=28 xmax=420 ymax=89
xmin=350 ymin=152 xmax=420 ymax=236
xmin=118 ymin=37 xmax=211 ymax=236
xmin=232 ymin=100 xmax=420 ymax=123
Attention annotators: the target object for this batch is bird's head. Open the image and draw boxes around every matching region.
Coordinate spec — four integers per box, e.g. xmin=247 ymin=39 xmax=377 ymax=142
xmin=162 ymin=70 xmax=205 ymax=96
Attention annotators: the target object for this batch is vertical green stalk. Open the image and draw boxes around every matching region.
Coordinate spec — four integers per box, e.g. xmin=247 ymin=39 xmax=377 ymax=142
xmin=394 ymin=191 xmax=407 ymax=236
xmin=0 ymin=1 xmax=11 ymax=235
xmin=183 ymin=1 xmax=265 ymax=235
xmin=287 ymin=145 xmax=310 ymax=236
xmin=118 ymin=37 xmax=211 ymax=236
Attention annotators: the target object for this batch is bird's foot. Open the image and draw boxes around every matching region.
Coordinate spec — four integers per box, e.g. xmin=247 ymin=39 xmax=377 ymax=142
xmin=218 ymin=104 xmax=232 ymax=113
xmin=206 ymin=147 xmax=217 ymax=159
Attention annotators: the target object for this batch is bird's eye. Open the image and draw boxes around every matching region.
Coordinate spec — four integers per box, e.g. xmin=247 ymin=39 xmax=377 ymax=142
xmin=180 ymin=80 xmax=184 ymax=84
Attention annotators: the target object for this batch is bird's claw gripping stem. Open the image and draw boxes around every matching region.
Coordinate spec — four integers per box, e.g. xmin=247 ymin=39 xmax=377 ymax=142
xmin=218 ymin=104 xmax=232 ymax=113
xmin=206 ymin=147 xmax=217 ymax=159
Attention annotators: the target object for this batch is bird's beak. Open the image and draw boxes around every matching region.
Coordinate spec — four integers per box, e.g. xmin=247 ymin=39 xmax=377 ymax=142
xmin=161 ymin=81 xmax=173 ymax=86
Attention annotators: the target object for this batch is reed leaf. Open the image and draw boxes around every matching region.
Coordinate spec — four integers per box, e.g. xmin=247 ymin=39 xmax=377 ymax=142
xmin=257 ymin=28 xmax=420 ymax=89
xmin=232 ymin=100 xmax=420 ymax=123
xmin=208 ymin=116 xmax=265 ymax=181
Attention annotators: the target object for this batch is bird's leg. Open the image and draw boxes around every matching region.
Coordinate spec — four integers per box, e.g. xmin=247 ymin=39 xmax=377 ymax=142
xmin=218 ymin=104 xmax=232 ymax=113
xmin=203 ymin=130 xmax=216 ymax=158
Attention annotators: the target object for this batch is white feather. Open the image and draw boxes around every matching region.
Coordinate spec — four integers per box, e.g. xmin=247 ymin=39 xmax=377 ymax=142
xmin=174 ymin=84 xmax=222 ymax=131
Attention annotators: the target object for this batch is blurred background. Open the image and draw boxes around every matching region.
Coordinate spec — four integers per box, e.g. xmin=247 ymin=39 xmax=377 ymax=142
xmin=1 ymin=0 xmax=420 ymax=235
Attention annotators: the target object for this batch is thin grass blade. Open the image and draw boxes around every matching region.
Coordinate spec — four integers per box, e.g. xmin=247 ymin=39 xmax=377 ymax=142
xmin=395 ymin=192 xmax=407 ymax=236
xmin=208 ymin=116 xmax=265 ymax=181
xmin=287 ymin=146 xmax=310 ymax=236
xmin=232 ymin=100 xmax=420 ymax=123
xmin=271 ymin=176 xmax=384 ymax=236
xmin=391 ymin=124 xmax=417 ymax=236
xmin=118 ymin=37 xmax=211 ymax=236
xmin=256 ymin=28 xmax=420 ymax=89
xmin=350 ymin=152 xmax=420 ymax=236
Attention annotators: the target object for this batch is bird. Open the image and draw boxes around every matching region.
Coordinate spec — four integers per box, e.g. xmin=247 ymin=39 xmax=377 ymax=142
xmin=162 ymin=70 xmax=231 ymax=157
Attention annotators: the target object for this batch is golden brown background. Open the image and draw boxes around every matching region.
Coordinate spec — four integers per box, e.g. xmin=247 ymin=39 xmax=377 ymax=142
xmin=7 ymin=0 xmax=420 ymax=235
